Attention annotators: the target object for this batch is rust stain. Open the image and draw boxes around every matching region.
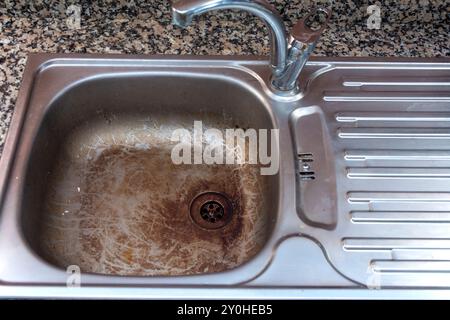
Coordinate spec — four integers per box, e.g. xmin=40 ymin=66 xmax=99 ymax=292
xmin=122 ymin=248 xmax=134 ymax=264
xmin=40 ymin=127 xmax=272 ymax=276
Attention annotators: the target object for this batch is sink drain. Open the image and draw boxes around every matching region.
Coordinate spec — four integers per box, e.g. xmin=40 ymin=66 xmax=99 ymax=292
xmin=190 ymin=192 xmax=233 ymax=230
xmin=200 ymin=201 xmax=224 ymax=223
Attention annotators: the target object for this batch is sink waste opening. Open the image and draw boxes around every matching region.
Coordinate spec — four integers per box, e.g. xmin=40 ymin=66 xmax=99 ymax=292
xmin=200 ymin=201 xmax=224 ymax=223
xmin=190 ymin=192 xmax=233 ymax=230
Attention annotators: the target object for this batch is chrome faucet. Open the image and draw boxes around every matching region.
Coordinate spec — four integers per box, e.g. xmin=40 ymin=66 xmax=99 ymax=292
xmin=172 ymin=0 xmax=331 ymax=95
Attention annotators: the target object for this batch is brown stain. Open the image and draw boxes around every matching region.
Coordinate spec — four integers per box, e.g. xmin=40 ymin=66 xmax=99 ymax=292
xmin=40 ymin=142 xmax=270 ymax=276
xmin=122 ymin=248 xmax=134 ymax=264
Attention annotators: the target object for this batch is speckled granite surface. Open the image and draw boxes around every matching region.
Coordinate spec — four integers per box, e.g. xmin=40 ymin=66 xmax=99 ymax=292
xmin=0 ymin=0 xmax=449 ymax=155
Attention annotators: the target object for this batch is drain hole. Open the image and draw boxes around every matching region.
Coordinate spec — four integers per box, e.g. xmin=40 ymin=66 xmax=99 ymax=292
xmin=200 ymin=201 xmax=225 ymax=223
xmin=190 ymin=192 xmax=233 ymax=230
xmin=298 ymin=153 xmax=314 ymax=161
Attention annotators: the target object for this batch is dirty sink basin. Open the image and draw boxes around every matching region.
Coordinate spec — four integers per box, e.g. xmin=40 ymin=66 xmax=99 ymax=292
xmin=16 ymin=59 xmax=279 ymax=277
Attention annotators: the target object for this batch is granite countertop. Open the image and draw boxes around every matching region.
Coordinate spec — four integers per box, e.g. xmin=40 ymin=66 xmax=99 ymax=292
xmin=0 ymin=0 xmax=449 ymax=156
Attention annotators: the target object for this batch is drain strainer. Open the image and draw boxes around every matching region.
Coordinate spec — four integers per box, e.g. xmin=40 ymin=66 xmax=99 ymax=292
xmin=190 ymin=192 xmax=233 ymax=230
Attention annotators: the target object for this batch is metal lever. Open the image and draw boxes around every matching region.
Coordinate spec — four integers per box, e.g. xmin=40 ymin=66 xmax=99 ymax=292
xmin=271 ymin=7 xmax=331 ymax=93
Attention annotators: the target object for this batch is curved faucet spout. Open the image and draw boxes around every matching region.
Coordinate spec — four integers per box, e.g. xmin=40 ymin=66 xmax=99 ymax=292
xmin=172 ymin=0 xmax=288 ymax=76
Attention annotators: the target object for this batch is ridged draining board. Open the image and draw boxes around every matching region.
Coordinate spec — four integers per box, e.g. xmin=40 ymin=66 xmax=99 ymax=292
xmin=292 ymin=61 xmax=450 ymax=287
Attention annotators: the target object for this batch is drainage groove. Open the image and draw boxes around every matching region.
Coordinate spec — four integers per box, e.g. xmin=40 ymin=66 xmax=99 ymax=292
xmin=190 ymin=192 xmax=233 ymax=230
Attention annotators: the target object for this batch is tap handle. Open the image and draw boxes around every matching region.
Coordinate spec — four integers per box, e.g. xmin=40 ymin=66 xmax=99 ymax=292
xmin=291 ymin=7 xmax=331 ymax=45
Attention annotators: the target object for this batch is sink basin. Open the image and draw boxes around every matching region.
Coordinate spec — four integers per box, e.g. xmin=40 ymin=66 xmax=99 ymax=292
xmin=25 ymin=74 xmax=277 ymax=276
xmin=1 ymin=54 xmax=450 ymax=298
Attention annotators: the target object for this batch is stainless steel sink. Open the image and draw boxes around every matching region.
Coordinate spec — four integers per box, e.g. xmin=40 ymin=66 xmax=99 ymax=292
xmin=1 ymin=54 xmax=450 ymax=298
